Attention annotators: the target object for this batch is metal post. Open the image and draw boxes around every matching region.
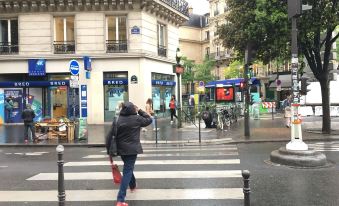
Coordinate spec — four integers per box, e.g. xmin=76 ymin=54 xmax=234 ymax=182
xmin=242 ymin=170 xmax=251 ymax=206
xmin=56 ymin=145 xmax=66 ymax=206
xmin=271 ymin=103 xmax=274 ymax=120
xmin=198 ymin=112 xmax=201 ymax=144
xmin=155 ymin=116 xmax=158 ymax=145
xmin=177 ymin=73 xmax=182 ymax=128
xmin=244 ymin=64 xmax=250 ymax=137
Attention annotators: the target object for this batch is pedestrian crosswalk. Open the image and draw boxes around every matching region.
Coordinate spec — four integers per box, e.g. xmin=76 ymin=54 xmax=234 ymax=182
xmin=0 ymin=144 xmax=245 ymax=205
xmin=308 ymin=141 xmax=339 ymax=152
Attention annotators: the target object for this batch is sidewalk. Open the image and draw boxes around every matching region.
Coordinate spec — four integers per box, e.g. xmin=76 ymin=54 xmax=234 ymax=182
xmin=0 ymin=114 xmax=339 ymax=146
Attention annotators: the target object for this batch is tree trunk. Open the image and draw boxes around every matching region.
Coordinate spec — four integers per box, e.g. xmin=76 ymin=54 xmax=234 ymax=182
xmin=320 ymin=80 xmax=331 ymax=134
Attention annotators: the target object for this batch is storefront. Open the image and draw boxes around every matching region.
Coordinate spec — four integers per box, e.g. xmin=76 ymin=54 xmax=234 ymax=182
xmin=151 ymin=73 xmax=176 ymax=117
xmin=0 ymin=74 xmax=77 ymax=123
xmin=103 ymin=72 xmax=129 ymax=122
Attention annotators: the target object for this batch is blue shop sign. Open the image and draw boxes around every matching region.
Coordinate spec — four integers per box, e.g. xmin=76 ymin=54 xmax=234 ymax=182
xmin=28 ymin=59 xmax=46 ymax=76
xmin=0 ymin=80 xmax=69 ymax=87
xmin=152 ymin=80 xmax=176 ymax=86
xmin=131 ymin=26 xmax=140 ymax=34
xmin=103 ymin=79 xmax=128 ymax=85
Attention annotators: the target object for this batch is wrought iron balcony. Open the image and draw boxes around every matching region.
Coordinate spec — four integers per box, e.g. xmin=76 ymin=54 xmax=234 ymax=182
xmin=160 ymin=0 xmax=189 ymax=16
xmin=0 ymin=42 xmax=19 ymax=55
xmin=53 ymin=41 xmax=75 ymax=54
xmin=158 ymin=45 xmax=167 ymax=57
xmin=106 ymin=40 xmax=128 ymax=53
xmin=210 ymin=51 xmax=232 ymax=60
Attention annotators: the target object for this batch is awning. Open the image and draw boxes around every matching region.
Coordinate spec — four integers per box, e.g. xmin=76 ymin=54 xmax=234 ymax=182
xmin=269 ymin=74 xmax=292 ymax=88
xmin=205 ymin=78 xmax=260 ymax=88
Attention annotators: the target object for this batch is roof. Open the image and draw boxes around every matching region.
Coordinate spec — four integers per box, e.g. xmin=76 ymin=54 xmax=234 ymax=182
xmin=183 ymin=14 xmax=207 ymax=28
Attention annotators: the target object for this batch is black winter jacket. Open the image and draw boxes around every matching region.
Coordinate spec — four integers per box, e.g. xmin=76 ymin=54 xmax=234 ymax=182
xmin=21 ymin=108 xmax=36 ymax=123
xmin=114 ymin=102 xmax=152 ymax=155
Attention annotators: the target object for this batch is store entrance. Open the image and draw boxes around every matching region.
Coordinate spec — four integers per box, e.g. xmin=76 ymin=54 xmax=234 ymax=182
xmin=49 ymin=86 xmax=68 ymax=118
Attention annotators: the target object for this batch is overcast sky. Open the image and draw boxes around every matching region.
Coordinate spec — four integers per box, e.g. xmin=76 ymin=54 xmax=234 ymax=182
xmin=186 ymin=0 xmax=209 ymax=15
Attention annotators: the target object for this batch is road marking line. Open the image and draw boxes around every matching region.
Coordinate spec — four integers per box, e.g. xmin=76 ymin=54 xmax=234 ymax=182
xmin=0 ymin=189 xmax=243 ymax=201
xmin=27 ymin=170 xmax=242 ymax=180
xmin=100 ymin=147 xmax=237 ymax=153
xmin=64 ymin=159 xmax=240 ymax=166
xmin=84 ymin=152 xmax=239 ymax=159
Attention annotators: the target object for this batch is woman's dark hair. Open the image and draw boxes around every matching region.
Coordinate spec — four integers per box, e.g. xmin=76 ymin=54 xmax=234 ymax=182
xmin=146 ymin=98 xmax=153 ymax=104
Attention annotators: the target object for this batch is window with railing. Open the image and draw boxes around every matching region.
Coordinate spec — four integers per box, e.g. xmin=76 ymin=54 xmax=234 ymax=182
xmin=106 ymin=16 xmax=127 ymax=53
xmin=214 ymin=1 xmax=219 ymax=16
xmin=205 ymin=31 xmax=210 ymax=41
xmin=54 ymin=17 xmax=75 ymax=54
xmin=157 ymin=23 xmax=167 ymax=57
xmin=0 ymin=19 xmax=18 ymax=55
xmin=205 ymin=47 xmax=210 ymax=58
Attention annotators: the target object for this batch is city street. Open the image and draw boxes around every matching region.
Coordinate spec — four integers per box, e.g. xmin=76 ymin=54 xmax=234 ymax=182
xmin=0 ymin=141 xmax=339 ymax=206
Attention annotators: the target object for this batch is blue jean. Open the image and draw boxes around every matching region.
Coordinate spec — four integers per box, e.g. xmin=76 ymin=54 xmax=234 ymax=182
xmin=117 ymin=155 xmax=137 ymax=202
xmin=151 ymin=116 xmax=155 ymax=128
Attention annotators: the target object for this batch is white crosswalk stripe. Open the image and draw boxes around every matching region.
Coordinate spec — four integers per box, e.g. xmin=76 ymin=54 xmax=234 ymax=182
xmin=0 ymin=144 xmax=244 ymax=204
xmin=308 ymin=141 xmax=339 ymax=152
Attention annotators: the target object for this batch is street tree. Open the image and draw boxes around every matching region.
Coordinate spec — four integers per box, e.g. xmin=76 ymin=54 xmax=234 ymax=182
xmin=224 ymin=60 xmax=244 ymax=79
xmin=218 ymin=0 xmax=338 ymax=134
xmin=194 ymin=57 xmax=216 ymax=83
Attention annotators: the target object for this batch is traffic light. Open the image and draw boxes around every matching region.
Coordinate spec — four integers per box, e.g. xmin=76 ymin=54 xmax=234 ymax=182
xmin=239 ymin=81 xmax=245 ymax=91
xmin=300 ymin=77 xmax=311 ymax=95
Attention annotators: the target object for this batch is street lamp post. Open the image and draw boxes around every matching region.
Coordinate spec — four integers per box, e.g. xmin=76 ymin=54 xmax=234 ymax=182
xmin=175 ymin=48 xmax=184 ymax=128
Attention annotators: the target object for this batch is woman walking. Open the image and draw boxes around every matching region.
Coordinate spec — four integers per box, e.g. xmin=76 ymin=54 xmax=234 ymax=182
xmin=110 ymin=102 xmax=152 ymax=206
xmin=169 ymin=95 xmax=178 ymax=124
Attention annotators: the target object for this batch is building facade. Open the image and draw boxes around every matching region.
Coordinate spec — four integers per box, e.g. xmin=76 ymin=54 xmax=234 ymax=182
xmin=0 ymin=0 xmax=189 ymax=124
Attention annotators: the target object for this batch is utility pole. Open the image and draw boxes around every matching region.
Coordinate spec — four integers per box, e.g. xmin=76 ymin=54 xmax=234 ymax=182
xmin=244 ymin=42 xmax=256 ymax=138
xmin=286 ymin=0 xmax=308 ymax=150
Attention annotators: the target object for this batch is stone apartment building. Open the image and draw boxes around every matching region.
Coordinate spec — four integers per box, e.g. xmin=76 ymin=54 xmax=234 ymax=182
xmin=0 ymin=0 xmax=189 ymax=124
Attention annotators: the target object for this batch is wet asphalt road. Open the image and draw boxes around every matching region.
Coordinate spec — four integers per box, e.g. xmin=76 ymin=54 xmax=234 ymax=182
xmin=0 ymin=141 xmax=339 ymax=206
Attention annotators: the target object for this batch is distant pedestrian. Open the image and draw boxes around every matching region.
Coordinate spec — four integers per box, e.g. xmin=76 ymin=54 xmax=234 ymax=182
xmin=169 ymin=95 xmax=178 ymax=124
xmin=143 ymin=98 xmax=158 ymax=131
xmin=21 ymin=103 xmax=36 ymax=143
xmin=188 ymin=95 xmax=195 ymax=120
xmin=201 ymin=107 xmax=213 ymax=128
xmin=283 ymin=95 xmax=292 ymax=128
xmin=114 ymin=102 xmax=152 ymax=206
xmin=4 ymin=96 xmax=14 ymax=123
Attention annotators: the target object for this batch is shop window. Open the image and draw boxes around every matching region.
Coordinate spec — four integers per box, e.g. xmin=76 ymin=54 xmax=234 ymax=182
xmin=157 ymin=23 xmax=167 ymax=57
xmin=0 ymin=19 xmax=18 ymax=54
xmin=106 ymin=16 xmax=127 ymax=53
xmin=104 ymin=72 xmax=129 ymax=122
xmin=53 ymin=16 xmax=75 ymax=54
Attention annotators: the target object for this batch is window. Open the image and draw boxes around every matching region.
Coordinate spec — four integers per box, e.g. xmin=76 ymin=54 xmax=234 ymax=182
xmin=205 ymin=31 xmax=210 ymax=40
xmin=157 ymin=23 xmax=167 ymax=57
xmin=216 ymin=46 xmax=220 ymax=57
xmin=205 ymin=16 xmax=209 ymax=25
xmin=214 ymin=2 xmax=219 ymax=16
xmin=106 ymin=16 xmax=127 ymax=53
xmin=0 ymin=19 xmax=18 ymax=54
xmin=205 ymin=47 xmax=210 ymax=58
xmin=53 ymin=17 xmax=75 ymax=54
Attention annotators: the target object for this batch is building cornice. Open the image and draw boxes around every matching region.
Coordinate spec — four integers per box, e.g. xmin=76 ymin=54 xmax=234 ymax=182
xmin=0 ymin=0 xmax=189 ymax=25
xmin=0 ymin=52 xmax=176 ymax=64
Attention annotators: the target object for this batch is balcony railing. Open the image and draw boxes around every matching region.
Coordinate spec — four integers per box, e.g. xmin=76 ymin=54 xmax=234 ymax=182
xmin=210 ymin=51 xmax=232 ymax=60
xmin=0 ymin=42 xmax=19 ymax=54
xmin=53 ymin=41 xmax=75 ymax=54
xmin=106 ymin=40 xmax=128 ymax=53
xmin=160 ymin=0 xmax=189 ymax=16
xmin=158 ymin=45 xmax=167 ymax=57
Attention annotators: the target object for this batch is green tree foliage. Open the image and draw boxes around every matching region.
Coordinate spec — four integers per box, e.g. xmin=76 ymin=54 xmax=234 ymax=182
xmin=181 ymin=56 xmax=195 ymax=84
xmin=194 ymin=57 xmax=216 ymax=82
xmin=218 ymin=0 xmax=338 ymax=134
xmin=224 ymin=60 xmax=244 ymax=79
